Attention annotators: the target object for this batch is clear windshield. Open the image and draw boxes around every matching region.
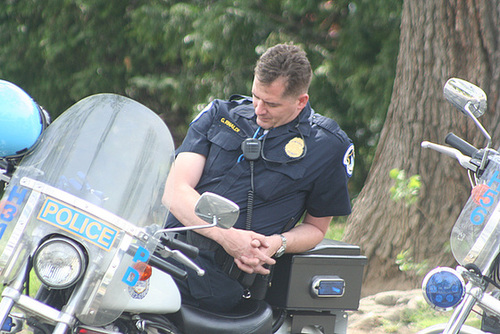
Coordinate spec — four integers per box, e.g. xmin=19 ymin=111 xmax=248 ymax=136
xmin=0 ymin=94 xmax=175 ymax=325
xmin=451 ymin=154 xmax=500 ymax=274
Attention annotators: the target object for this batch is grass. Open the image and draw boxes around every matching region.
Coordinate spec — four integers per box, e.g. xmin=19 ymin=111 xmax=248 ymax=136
xmin=326 ymin=219 xmax=346 ymax=241
xmin=27 ymin=270 xmax=42 ymax=297
xmin=354 ymin=296 xmax=482 ymax=333
xmin=0 ymin=270 xmax=42 ymax=297
xmin=401 ymin=299 xmax=481 ymax=332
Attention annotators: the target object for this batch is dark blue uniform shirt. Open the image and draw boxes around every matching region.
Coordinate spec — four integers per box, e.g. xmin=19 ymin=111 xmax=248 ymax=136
xmin=166 ymin=96 xmax=354 ymax=236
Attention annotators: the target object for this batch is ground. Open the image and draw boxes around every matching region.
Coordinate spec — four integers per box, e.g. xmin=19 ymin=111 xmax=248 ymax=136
xmin=347 ymin=289 xmax=429 ymax=334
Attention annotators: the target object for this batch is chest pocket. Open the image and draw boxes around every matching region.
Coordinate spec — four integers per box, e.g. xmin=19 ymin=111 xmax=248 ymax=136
xmin=254 ymin=161 xmax=307 ymax=201
xmin=204 ymin=123 xmax=244 ymax=177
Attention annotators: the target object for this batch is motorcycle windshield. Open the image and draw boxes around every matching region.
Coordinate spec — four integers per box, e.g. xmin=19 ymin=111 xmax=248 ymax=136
xmin=451 ymin=154 xmax=500 ymax=273
xmin=0 ymin=94 xmax=175 ymax=325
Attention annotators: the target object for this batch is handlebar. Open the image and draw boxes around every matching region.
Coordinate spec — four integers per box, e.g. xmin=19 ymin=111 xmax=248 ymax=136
xmin=421 ymin=141 xmax=478 ymax=171
xmin=148 ymin=253 xmax=188 ymax=281
xmin=160 ymin=234 xmax=199 ymax=259
xmin=127 ymin=243 xmax=192 ymax=281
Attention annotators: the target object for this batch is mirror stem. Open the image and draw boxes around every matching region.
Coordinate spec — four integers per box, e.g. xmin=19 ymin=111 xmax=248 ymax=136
xmin=464 ymin=102 xmax=491 ymax=172
xmin=154 ymin=221 xmax=217 ymax=237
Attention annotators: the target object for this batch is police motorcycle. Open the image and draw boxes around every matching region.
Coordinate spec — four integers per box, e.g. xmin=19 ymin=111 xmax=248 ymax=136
xmin=419 ymin=78 xmax=500 ymax=334
xmin=0 ymin=80 xmax=366 ymax=334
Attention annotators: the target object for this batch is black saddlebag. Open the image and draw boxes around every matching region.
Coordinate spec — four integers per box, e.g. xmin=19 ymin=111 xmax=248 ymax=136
xmin=266 ymin=238 xmax=367 ymax=311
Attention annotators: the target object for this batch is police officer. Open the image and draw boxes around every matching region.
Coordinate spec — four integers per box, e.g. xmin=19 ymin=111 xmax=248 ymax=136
xmin=163 ymin=43 xmax=354 ymax=312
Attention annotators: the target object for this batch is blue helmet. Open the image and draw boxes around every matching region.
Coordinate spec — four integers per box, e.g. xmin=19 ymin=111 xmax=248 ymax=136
xmin=0 ymin=80 xmax=48 ymax=158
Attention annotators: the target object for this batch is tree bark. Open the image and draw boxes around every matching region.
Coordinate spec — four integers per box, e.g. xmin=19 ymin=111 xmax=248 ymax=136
xmin=343 ymin=0 xmax=500 ymax=296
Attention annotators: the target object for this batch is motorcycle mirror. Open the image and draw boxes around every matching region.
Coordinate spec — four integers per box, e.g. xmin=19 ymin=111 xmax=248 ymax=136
xmin=443 ymin=78 xmax=487 ymax=118
xmin=194 ymin=192 xmax=239 ymax=229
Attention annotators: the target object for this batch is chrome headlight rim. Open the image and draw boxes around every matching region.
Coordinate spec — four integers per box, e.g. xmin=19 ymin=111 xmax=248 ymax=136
xmin=422 ymin=266 xmax=466 ymax=312
xmin=33 ymin=237 xmax=87 ymax=289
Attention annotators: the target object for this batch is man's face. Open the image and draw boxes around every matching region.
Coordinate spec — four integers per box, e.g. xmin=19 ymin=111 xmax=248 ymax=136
xmin=251 ymin=77 xmax=309 ymax=129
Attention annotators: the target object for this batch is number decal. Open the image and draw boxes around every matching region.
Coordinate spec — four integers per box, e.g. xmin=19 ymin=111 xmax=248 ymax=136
xmin=470 ymin=207 xmax=488 ymax=225
xmin=469 ymin=171 xmax=500 ymax=226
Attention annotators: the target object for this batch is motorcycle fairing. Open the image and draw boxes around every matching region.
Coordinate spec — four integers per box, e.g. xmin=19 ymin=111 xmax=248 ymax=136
xmin=451 ymin=153 xmax=500 ymax=273
xmin=0 ymin=94 xmax=175 ymax=326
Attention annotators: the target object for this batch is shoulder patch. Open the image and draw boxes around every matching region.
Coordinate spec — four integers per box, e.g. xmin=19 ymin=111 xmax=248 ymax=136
xmin=343 ymin=144 xmax=355 ymax=177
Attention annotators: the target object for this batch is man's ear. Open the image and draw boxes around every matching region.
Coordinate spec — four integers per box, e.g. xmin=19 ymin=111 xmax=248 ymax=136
xmin=297 ymin=93 xmax=309 ymax=110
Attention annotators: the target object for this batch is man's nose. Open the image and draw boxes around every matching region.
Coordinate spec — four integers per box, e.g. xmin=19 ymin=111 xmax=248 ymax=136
xmin=254 ymin=100 xmax=266 ymax=114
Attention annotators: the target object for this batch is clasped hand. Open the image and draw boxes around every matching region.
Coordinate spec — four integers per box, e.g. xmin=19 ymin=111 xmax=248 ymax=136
xmin=219 ymin=228 xmax=277 ymax=275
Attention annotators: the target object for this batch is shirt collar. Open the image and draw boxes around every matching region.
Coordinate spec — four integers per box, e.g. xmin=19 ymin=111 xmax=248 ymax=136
xmin=234 ymin=101 xmax=313 ymax=137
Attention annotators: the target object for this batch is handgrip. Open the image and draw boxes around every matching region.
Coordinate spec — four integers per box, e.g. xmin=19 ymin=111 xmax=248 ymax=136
xmin=445 ymin=133 xmax=478 ymax=157
xmin=161 ymin=235 xmax=199 ymax=259
xmin=148 ymin=253 xmax=188 ymax=281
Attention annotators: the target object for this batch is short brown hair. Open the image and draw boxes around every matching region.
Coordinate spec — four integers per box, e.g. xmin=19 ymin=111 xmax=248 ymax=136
xmin=254 ymin=44 xmax=312 ymax=97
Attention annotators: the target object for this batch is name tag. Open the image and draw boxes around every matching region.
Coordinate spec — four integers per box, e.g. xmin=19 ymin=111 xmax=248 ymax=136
xmin=37 ymin=197 xmax=118 ymax=251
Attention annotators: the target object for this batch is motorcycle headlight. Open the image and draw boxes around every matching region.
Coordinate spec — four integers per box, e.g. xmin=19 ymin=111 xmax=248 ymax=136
xmin=422 ymin=267 xmax=465 ymax=311
xmin=33 ymin=237 xmax=87 ymax=289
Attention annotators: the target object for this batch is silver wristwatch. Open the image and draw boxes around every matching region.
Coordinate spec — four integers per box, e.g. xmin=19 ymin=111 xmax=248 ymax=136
xmin=274 ymin=234 xmax=287 ymax=258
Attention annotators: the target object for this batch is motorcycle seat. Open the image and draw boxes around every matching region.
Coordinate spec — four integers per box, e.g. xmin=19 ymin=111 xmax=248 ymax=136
xmin=174 ymin=299 xmax=273 ymax=334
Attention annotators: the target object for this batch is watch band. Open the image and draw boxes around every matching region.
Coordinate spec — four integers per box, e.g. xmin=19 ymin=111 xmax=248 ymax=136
xmin=274 ymin=234 xmax=287 ymax=258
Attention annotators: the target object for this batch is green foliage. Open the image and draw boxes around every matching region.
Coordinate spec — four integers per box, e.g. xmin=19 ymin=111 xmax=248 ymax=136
xmin=0 ymin=0 xmax=132 ymax=116
xmin=389 ymin=168 xmax=421 ymax=206
xmin=0 ymin=0 xmax=403 ymax=197
xmin=331 ymin=0 xmax=403 ymax=192
xmin=395 ymin=249 xmax=429 ymax=276
xmin=326 ymin=218 xmax=347 ymax=240
xmin=389 ymin=168 xmax=427 ymax=278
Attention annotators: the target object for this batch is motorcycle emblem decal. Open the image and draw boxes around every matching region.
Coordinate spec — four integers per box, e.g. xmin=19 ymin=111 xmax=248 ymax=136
xmin=37 ymin=197 xmax=118 ymax=251
xmin=285 ymin=137 xmax=305 ymax=158
xmin=343 ymin=144 xmax=355 ymax=177
xmin=128 ymin=279 xmax=150 ymax=299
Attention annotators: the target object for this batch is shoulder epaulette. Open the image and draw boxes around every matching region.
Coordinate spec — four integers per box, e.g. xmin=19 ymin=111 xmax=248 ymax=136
xmin=229 ymin=94 xmax=252 ymax=103
xmin=311 ymin=114 xmax=340 ymax=134
xmin=311 ymin=113 xmax=351 ymax=143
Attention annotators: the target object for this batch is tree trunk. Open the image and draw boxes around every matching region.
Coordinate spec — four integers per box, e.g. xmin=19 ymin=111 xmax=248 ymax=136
xmin=343 ymin=0 xmax=500 ymax=296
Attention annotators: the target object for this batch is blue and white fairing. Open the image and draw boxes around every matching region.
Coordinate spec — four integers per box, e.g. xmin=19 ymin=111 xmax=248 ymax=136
xmin=0 ymin=94 xmax=175 ymax=325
